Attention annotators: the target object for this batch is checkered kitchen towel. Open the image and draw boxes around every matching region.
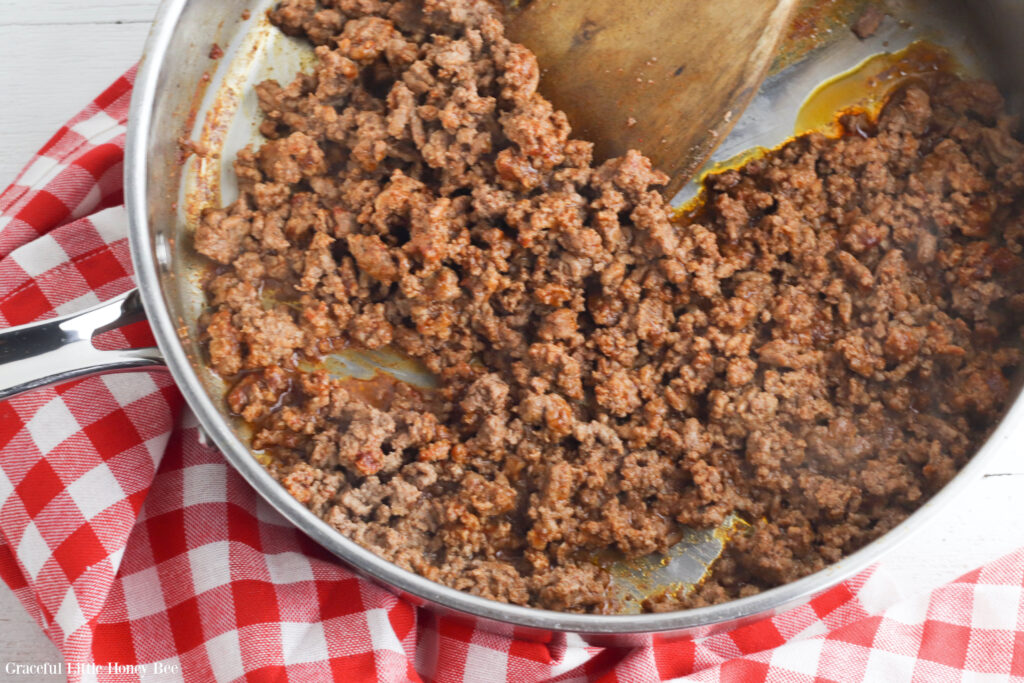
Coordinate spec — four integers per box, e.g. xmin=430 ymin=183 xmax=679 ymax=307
xmin=3 ymin=69 xmax=1024 ymax=683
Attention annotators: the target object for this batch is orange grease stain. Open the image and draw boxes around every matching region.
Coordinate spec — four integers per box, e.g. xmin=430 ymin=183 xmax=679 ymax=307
xmin=795 ymin=40 xmax=961 ymax=137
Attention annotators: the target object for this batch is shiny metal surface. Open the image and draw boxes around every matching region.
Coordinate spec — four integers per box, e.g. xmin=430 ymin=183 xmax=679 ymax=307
xmin=0 ymin=289 xmax=163 ymax=401
xmin=0 ymin=0 xmax=1009 ymax=644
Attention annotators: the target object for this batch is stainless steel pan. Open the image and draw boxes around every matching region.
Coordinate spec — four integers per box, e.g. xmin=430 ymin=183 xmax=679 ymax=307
xmin=2 ymin=0 xmax=1023 ymax=646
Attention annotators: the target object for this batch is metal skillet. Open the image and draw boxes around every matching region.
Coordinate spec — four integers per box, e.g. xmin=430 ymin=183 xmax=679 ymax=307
xmin=1 ymin=0 xmax=1024 ymax=646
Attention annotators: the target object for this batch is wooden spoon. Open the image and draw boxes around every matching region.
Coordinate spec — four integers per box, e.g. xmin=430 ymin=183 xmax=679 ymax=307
xmin=505 ymin=0 xmax=798 ymax=198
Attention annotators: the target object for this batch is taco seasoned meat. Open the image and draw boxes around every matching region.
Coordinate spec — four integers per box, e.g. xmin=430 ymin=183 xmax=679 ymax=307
xmin=196 ymin=0 xmax=1024 ymax=612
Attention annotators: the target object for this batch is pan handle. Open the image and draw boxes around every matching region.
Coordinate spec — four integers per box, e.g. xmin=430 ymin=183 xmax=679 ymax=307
xmin=0 ymin=288 xmax=165 ymax=401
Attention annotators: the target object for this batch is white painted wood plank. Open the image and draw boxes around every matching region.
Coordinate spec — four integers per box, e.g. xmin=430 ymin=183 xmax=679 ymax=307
xmin=0 ymin=588 xmax=61 ymax=665
xmin=0 ymin=0 xmax=157 ymax=25
xmin=0 ymin=21 xmax=154 ymax=189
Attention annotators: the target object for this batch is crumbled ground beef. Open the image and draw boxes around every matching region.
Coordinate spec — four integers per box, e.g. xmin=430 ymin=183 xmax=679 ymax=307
xmin=852 ymin=5 xmax=886 ymax=40
xmin=195 ymin=0 xmax=1024 ymax=613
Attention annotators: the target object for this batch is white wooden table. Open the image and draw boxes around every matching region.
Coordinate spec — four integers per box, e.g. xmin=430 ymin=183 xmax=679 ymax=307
xmin=2 ymin=0 xmax=1024 ymax=673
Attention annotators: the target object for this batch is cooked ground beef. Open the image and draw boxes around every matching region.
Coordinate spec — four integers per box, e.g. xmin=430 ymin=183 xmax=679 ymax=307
xmin=195 ymin=0 xmax=1024 ymax=613
xmin=852 ymin=5 xmax=886 ymax=40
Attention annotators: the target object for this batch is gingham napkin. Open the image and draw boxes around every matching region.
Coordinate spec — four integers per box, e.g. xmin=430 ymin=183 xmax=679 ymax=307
xmin=3 ymin=69 xmax=1024 ymax=683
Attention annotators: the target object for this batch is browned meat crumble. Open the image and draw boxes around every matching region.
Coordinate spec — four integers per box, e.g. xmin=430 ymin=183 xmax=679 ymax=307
xmin=195 ymin=0 xmax=1024 ymax=613
xmin=852 ymin=5 xmax=886 ymax=40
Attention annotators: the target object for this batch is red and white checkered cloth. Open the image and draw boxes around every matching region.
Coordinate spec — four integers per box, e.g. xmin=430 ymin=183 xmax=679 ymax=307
xmin=3 ymin=69 xmax=1024 ymax=683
